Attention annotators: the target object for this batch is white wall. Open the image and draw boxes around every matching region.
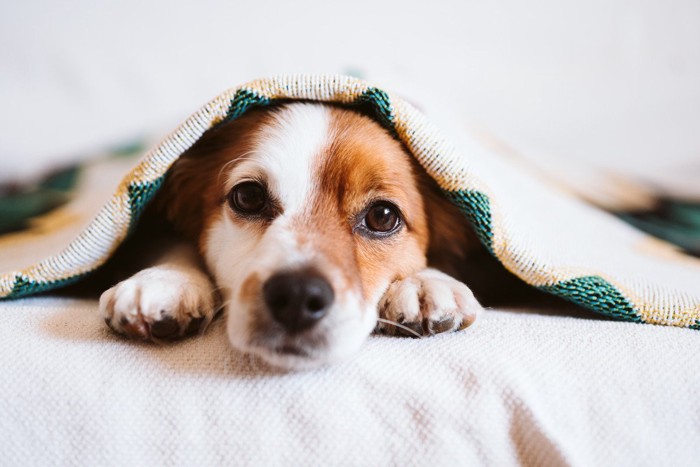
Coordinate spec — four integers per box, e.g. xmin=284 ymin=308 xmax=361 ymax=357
xmin=1 ymin=0 xmax=699 ymax=181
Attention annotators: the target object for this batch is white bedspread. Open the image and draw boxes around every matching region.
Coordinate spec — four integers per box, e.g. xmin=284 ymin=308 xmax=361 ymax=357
xmin=1 ymin=297 xmax=698 ymax=466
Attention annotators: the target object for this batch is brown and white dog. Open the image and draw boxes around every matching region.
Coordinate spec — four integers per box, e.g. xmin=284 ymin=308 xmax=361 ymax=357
xmin=99 ymin=103 xmax=485 ymax=369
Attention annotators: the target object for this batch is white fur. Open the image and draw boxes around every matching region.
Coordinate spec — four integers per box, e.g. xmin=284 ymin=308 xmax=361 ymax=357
xmin=377 ymin=268 xmax=482 ymax=335
xmin=223 ymin=104 xmax=326 ymax=214
xmin=99 ymin=242 xmax=217 ymax=339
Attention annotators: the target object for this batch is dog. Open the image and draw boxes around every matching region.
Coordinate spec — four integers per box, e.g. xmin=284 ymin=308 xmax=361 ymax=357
xmin=98 ymin=102 xmax=486 ymax=369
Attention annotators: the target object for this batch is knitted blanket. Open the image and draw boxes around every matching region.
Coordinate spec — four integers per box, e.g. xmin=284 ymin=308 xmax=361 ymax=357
xmin=2 ymin=74 xmax=699 ymax=329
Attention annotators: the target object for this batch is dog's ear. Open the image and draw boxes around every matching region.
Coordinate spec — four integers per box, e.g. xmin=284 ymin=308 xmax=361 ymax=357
xmin=414 ymin=165 xmax=480 ymax=278
xmin=152 ymin=153 xmax=216 ymax=242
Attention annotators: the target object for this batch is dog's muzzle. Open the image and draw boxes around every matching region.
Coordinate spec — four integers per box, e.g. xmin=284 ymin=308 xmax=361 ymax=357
xmin=262 ymin=268 xmax=335 ymax=333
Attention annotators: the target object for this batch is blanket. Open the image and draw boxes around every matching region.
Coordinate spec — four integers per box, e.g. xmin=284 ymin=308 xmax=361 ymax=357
xmin=1 ymin=74 xmax=699 ymax=329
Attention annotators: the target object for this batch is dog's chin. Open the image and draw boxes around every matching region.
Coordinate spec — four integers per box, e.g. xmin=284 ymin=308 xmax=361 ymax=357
xmin=244 ymin=343 xmax=339 ymax=371
xmin=225 ymin=304 xmax=377 ymax=371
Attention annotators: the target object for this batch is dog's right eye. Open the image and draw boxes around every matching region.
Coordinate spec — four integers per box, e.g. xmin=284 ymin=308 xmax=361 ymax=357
xmin=228 ymin=182 xmax=268 ymax=215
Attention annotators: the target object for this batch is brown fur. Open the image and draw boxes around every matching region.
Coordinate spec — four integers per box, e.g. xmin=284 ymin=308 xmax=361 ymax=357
xmin=239 ymin=273 xmax=262 ymax=306
xmin=310 ymin=107 xmax=432 ymax=299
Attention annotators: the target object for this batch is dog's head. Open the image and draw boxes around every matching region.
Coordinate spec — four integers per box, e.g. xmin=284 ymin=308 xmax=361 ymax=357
xmin=161 ymin=103 xmax=468 ymax=368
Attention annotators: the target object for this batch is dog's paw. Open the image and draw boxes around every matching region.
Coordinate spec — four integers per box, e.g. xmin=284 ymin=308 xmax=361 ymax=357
xmin=99 ymin=266 xmax=218 ymax=341
xmin=376 ymin=268 xmax=481 ymax=337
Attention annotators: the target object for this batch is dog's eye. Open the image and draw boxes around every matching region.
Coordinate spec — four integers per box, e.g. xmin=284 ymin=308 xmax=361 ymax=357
xmin=229 ymin=182 xmax=267 ymax=215
xmin=364 ymin=202 xmax=401 ymax=233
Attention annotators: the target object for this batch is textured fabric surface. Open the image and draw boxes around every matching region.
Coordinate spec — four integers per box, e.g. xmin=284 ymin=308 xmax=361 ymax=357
xmin=1 ymin=74 xmax=699 ymax=329
xmin=1 ymin=297 xmax=699 ymax=466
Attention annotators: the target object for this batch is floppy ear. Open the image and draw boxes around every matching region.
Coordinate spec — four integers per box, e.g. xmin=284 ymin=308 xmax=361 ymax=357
xmin=415 ymin=165 xmax=480 ymax=277
xmin=151 ymin=142 xmax=227 ymax=242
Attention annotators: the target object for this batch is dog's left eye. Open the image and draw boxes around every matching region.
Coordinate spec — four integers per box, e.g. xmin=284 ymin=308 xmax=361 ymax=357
xmin=363 ymin=202 xmax=401 ymax=234
xmin=228 ymin=181 xmax=268 ymax=215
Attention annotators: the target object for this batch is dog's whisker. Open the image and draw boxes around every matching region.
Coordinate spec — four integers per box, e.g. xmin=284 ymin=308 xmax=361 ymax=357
xmin=376 ymin=318 xmax=425 ymax=339
xmin=215 ymin=299 xmax=234 ymax=314
xmin=216 ymin=153 xmax=257 ymax=183
xmin=209 ymin=285 xmax=229 ymax=296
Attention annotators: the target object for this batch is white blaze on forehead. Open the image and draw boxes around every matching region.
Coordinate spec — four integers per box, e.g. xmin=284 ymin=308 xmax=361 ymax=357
xmin=203 ymin=103 xmax=378 ymax=368
xmin=232 ymin=103 xmax=331 ymax=215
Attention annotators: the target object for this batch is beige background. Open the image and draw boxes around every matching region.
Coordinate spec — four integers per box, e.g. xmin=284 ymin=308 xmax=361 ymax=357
xmin=1 ymin=0 xmax=699 ymax=183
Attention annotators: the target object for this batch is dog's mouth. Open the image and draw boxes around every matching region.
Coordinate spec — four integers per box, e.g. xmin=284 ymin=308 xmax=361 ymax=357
xmin=229 ymin=300 xmax=375 ymax=370
xmin=244 ymin=328 xmax=329 ymax=369
xmin=224 ymin=267 xmax=378 ymax=370
xmin=275 ymin=343 xmax=311 ymax=357
xmin=231 ymin=268 xmax=340 ymax=367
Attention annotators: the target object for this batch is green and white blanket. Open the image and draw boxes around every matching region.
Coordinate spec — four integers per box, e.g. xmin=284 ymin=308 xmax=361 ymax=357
xmin=1 ymin=75 xmax=699 ymax=329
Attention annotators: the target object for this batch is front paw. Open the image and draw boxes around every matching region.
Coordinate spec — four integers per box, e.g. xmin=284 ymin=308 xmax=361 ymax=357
xmin=377 ymin=268 xmax=481 ymax=337
xmin=99 ymin=267 xmax=218 ymax=341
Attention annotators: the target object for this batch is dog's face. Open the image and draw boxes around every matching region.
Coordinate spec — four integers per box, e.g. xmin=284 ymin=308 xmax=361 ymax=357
xmin=164 ymin=103 xmax=435 ymax=368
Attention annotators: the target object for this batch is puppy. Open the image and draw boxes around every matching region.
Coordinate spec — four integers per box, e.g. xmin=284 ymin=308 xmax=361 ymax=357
xmin=99 ymin=103 xmax=484 ymax=369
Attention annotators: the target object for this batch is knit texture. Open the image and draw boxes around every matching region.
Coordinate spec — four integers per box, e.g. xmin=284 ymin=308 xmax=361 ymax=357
xmin=1 ymin=297 xmax=699 ymax=466
xmin=1 ymin=74 xmax=700 ymax=328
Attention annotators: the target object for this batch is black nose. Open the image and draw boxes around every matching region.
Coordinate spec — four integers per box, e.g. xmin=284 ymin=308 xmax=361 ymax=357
xmin=262 ymin=269 xmax=334 ymax=333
